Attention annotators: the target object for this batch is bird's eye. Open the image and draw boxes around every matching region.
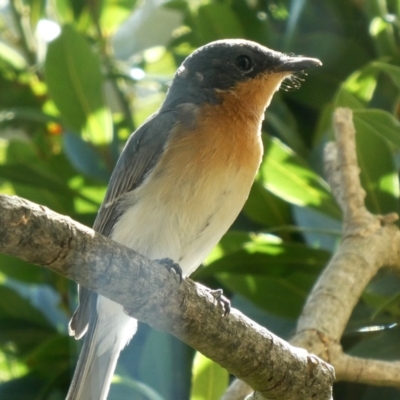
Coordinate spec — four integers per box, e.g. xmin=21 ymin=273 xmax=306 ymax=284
xmin=235 ymin=55 xmax=254 ymax=72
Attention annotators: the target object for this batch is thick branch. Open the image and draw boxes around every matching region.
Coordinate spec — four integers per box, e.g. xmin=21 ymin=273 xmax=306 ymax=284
xmin=225 ymin=108 xmax=400 ymax=399
xmin=0 ymin=194 xmax=334 ymax=400
xmin=293 ymin=108 xmax=400 ymax=381
xmin=333 ymin=350 xmax=400 ymax=389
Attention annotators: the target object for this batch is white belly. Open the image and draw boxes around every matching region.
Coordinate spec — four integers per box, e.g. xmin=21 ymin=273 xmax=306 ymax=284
xmin=110 ymin=163 xmax=256 ymax=276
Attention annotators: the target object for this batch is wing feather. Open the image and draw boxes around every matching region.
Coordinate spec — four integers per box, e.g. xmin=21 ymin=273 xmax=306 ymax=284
xmin=69 ymin=109 xmax=178 ymax=338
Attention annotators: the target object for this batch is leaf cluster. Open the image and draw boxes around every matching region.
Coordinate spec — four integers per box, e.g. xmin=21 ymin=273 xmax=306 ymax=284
xmin=1 ymin=0 xmax=400 ymax=399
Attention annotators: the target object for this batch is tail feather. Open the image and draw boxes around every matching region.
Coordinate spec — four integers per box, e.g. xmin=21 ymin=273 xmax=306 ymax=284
xmin=67 ymin=295 xmax=137 ymax=400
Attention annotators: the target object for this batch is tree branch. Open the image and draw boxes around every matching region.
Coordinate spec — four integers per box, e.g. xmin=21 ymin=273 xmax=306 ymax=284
xmin=0 ymin=194 xmax=334 ymax=400
xmin=293 ymin=108 xmax=400 ymax=387
xmin=226 ymin=108 xmax=400 ymax=399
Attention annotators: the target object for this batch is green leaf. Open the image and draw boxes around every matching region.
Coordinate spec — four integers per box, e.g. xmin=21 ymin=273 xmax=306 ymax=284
xmin=200 ymin=235 xmax=329 ymax=318
xmin=0 ymin=163 xmax=75 ymax=213
xmin=45 ymin=24 xmax=112 ymax=145
xmin=217 ymin=272 xmax=314 ymax=318
xmin=0 ymin=286 xmax=55 ymax=354
xmin=265 ymin=96 xmax=307 ymax=156
xmin=288 ymin=32 xmax=371 ymax=108
xmin=0 ymin=107 xmax=60 ymax=125
xmin=0 ymin=254 xmax=48 ymax=284
xmin=51 ymin=0 xmax=74 ymax=23
xmin=243 ymin=181 xmax=291 ymax=228
xmin=353 ymin=109 xmax=400 ymax=149
xmin=0 ymin=374 xmax=44 ymax=400
xmin=355 ymin=114 xmax=399 ymax=214
xmin=367 ymin=11 xmax=397 ymax=58
xmin=260 ymin=135 xmax=341 ymax=220
xmin=100 ymin=0 xmax=138 ymax=33
xmin=201 ymin=235 xmax=329 ymax=277
xmin=334 ymin=89 xmax=366 ymax=109
xmin=368 ymin=61 xmax=400 ymax=91
xmin=2 ymin=139 xmax=101 ymax=213
xmin=190 ymin=352 xmax=229 ymax=400
xmin=341 ymin=68 xmax=377 ymax=103
xmin=195 ymin=3 xmax=244 ymax=43
xmin=24 ymin=335 xmax=70 ymax=378
xmin=334 ymin=61 xmax=400 ymax=109
xmin=0 ymin=286 xmax=52 ymax=327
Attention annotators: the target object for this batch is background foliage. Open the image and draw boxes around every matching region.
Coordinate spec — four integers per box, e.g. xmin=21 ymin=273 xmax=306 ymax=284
xmin=1 ymin=0 xmax=400 ymax=399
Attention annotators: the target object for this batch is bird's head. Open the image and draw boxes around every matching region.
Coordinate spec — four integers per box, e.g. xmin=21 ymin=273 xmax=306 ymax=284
xmin=163 ymin=39 xmax=321 ymax=113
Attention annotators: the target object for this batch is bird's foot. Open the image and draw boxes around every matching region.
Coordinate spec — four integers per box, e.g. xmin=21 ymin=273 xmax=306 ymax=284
xmin=156 ymin=258 xmax=183 ymax=282
xmin=209 ymin=288 xmax=231 ymax=317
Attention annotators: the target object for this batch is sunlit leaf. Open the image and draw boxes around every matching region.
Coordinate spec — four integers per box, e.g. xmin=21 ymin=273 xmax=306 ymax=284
xmin=200 ymin=234 xmax=329 ymax=318
xmin=260 ymin=135 xmax=341 ymax=220
xmin=0 ymin=349 xmax=27 ymax=381
xmin=45 ymin=25 xmax=112 ymax=145
xmin=190 ymin=352 xmax=228 ymax=400
xmin=335 ymin=61 xmax=400 ymax=108
xmin=200 ymin=234 xmax=329 ymax=278
xmin=101 ymin=0 xmax=138 ymax=34
xmin=337 ymin=69 xmax=377 ymax=104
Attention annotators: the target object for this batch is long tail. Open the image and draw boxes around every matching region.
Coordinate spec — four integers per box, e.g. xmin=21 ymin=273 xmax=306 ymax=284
xmin=67 ymin=295 xmax=137 ymax=400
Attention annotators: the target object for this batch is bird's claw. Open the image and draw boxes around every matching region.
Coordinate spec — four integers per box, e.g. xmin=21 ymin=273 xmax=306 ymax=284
xmin=210 ymin=289 xmax=231 ymax=317
xmin=156 ymin=258 xmax=183 ymax=282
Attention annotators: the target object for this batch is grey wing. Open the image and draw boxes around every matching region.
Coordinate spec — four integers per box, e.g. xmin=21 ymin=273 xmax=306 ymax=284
xmin=69 ymin=109 xmax=178 ymax=338
xmin=94 ymin=110 xmax=178 ymax=236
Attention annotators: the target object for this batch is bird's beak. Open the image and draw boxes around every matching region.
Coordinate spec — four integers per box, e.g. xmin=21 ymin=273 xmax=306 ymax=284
xmin=275 ymin=56 xmax=322 ymax=72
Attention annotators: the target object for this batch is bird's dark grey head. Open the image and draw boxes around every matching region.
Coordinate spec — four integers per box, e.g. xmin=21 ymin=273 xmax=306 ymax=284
xmin=163 ymin=39 xmax=321 ymax=108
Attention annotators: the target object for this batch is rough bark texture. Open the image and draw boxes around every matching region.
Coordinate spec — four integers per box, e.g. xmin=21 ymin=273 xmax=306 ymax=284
xmin=225 ymin=109 xmax=400 ymax=399
xmin=0 ymin=194 xmax=334 ymax=400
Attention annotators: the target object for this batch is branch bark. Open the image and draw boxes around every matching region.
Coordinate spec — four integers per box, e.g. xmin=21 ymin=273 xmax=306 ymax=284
xmin=0 ymin=194 xmax=334 ymax=400
xmin=225 ymin=108 xmax=400 ymax=399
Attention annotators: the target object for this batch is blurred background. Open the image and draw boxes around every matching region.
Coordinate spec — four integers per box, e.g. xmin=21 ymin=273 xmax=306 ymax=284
xmin=1 ymin=0 xmax=400 ymax=399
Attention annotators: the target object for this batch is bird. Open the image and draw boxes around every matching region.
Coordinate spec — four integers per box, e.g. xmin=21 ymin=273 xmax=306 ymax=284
xmin=66 ymin=39 xmax=321 ymax=400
